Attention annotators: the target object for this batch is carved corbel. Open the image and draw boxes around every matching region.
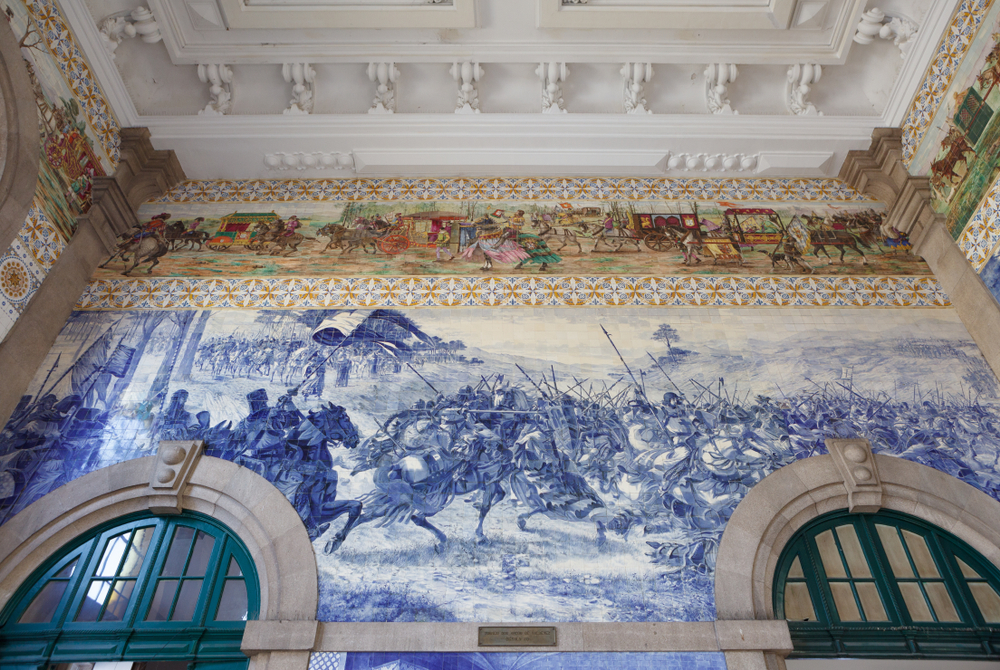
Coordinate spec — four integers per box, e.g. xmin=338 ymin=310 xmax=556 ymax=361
xmin=621 ymin=62 xmax=653 ymax=115
xmin=450 ymin=61 xmax=483 ymax=114
xmin=148 ymin=440 xmax=204 ymax=514
xmin=282 ymin=62 xmax=316 ymax=115
xmin=537 ymin=62 xmax=569 ymax=114
xmin=197 ymin=63 xmax=234 ymax=116
xmin=786 ymin=63 xmax=822 ymax=116
xmin=98 ymin=6 xmax=161 ymax=59
xmin=705 ymin=63 xmax=738 ymax=115
xmin=826 ymin=438 xmax=882 ymax=513
xmin=855 ymin=8 xmax=919 ymax=59
xmin=368 ymin=62 xmax=399 ymax=114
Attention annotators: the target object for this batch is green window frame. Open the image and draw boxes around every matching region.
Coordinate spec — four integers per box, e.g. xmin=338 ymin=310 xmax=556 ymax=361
xmin=0 ymin=511 xmax=259 ymax=670
xmin=775 ymin=509 xmax=1000 ymax=659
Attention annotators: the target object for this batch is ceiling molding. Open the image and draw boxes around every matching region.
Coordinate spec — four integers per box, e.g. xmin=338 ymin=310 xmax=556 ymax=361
xmin=537 ymin=0 xmax=798 ymax=30
xmin=215 ymin=0 xmax=476 ymax=29
xmin=144 ymin=0 xmax=865 ymax=64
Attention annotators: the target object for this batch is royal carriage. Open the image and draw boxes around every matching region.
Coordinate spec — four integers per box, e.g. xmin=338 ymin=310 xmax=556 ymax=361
xmin=721 ymin=208 xmax=786 ymax=250
xmin=626 ymin=209 xmax=743 ymax=264
xmin=381 ymin=211 xmax=466 ymax=254
xmin=205 ymin=212 xmax=276 ymax=252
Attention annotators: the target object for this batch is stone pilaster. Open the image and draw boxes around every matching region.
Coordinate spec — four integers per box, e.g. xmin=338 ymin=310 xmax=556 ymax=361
xmin=0 ymin=129 xmax=185 ymax=428
xmin=839 ymin=128 xmax=1000 ymax=381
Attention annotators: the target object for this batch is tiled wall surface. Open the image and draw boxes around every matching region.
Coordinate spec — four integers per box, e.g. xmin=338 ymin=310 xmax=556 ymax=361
xmin=4 ymin=306 xmax=999 ymax=624
xmin=0 ymin=0 xmax=118 ymax=342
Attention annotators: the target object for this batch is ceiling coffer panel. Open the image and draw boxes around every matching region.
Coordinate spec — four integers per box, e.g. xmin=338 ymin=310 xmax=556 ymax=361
xmin=538 ymin=0 xmax=797 ymax=30
xmin=216 ymin=0 xmax=476 ymax=29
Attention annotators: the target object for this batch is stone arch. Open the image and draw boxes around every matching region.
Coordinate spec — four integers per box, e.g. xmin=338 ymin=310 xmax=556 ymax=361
xmin=0 ymin=10 xmax=40 ymax=254
xmin=715 ymin=452 xmax=1000 ymax=621
xmin=0 ymin=454 xmax=319 ymax=623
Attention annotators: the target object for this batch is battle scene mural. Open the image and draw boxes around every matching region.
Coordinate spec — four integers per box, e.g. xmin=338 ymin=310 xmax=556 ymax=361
xmin=3 ymin=306 xmax=999 ymax=624
xmin=910 ymin=1 xmax=1000 ymax=240
xmin=92 ymin=198 xmax=928 ymax=279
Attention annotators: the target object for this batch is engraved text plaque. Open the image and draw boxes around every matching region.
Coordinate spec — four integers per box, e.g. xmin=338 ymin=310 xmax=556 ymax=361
xmin=478 ymin=626 xmax=557 ymax=647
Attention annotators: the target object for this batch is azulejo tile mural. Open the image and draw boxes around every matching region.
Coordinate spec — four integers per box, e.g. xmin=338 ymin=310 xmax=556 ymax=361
xmin=77 ymin=275 xmax=951 ymax=310
xmin=308 ymin=651 xmax=727 ymax=670
xmin=98 ymin=192 xmax=927 ymax=280
xmin=903 ymin=0 xmax=995 ymax=167
xmin=3 ymin=307 xmax=999 ymax=623
xmin=0 ymin=0 xmax=118 ymax=341
xmin=908 ymin=0 xmax=1000 ymax=240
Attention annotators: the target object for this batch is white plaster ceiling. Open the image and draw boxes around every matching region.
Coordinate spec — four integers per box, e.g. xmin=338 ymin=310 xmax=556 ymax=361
xmin=68 ymin=0 xmax=952 ymax=179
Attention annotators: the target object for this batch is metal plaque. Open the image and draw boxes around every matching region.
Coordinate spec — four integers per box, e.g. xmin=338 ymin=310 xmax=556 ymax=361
xmin=478 ymin=626 xmax=557 ymax=647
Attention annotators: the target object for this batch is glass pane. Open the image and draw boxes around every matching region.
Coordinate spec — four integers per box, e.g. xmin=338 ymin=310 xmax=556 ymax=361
xmin=815 ymin=530 xmax=846 ymax=578
xmin=855 ymin=582 xmax=889 ymax=621
xmin=215 ymin=579 xmax=248 ymax=621
xmin=899 ymin=582 xmax=934 ymax=622
xmin=18 ymin=581 xmax=69 ymax=623
xmin=902 ymin=530 xmax=940 ymax=578
xmin=53 ymin=558 xmax=78 ymax=580
xmin=925 ymin=581 xmax=960 ymax=622
xmin=75 ymin=580 xmax=112 ymax=622
xmin=957 ymin=557 xmax=981 ymax=579
xmin=162 ymin=526 xmax=195 ymax=576
xmin=145 ymin=579 xmax=178 ymax=621
xmin=226 ymin=557 xmax=242 ymax=577
xmin=95 ymin=532 xmax=130 ymax=577
xmin=170 ymin=579 xmax=203 ymax=621
xmin=971 ymin=582 xmax=1000 ymax=623
xmin=185 ymin=531 xmax=215 ymax=577
xmin=876 ymin=524 xmax=915 ymax=578
xmin=783 ymin=581 xmax=816 ymax=622
xmin=143 ymin=663 xmax=191 ymax=670
xmin=829 ymin=582 xmax=862 ymax=622
xmin=99 ymin=579 xmax=136 ymax=622
xmin=120 ymin=526 xmax=154 ymax=578
xmin=835 ymin=525 xmax=871 ymax=578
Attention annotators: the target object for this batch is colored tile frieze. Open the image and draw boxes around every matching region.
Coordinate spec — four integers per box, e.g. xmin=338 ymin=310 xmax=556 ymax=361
xmin=77 ymin=275 xmax=950 ymax=310
xmin=153 ymin=178 xmax=873 ymax=203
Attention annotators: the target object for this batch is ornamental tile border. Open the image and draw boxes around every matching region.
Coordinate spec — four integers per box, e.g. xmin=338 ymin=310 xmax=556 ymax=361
xmin=76 ymin=275 xmax=950 ymax=310
xmin=150 ymin=177 xmax=875 ymax=204
xmin=24 ymin=0 xmax=120 ymax=164
xmin=958 ymin=173 xmax=1000 ymax=272
xmin=901 ymin=0 xmax=993 ymax=166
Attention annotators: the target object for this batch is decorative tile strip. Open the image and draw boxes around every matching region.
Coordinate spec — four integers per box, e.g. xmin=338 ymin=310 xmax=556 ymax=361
xmin=77 ymin=275 xmax=951 ymax=310
xmin=151 ymin=177 xmax=875 ymax=204
xmin=901 ymin=0 xmax=993 ymax=166
xmin=958 ymin=173 xmax=1000 ymax=272
xmin=24 ymin=0 xmax=121 ymax=164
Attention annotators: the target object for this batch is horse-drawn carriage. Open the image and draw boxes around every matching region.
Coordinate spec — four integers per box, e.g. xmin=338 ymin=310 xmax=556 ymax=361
xmin=626 ymin=210 xmax=743 ymax=264
xmin=382 ymin=211 xmax=466 ymax=254
xmin=206 ymin=212 xmax=275 ymax=252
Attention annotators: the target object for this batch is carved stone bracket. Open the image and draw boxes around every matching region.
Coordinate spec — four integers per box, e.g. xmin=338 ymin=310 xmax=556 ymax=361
xmin=451 ymin=61 xmax=483 ymax=114
xmin=786 ymin=63 xmax=822 ymax=116
xmin=826 ymin=438 xmax=882 ymax=513
xmin=368 ymin=62 xmax=399 ymax=114
xmin=537 ymin=62 xmax=569 ymax=114
xmin=148 ymin=440 xmax=204 ymax=514
xmin=98 ymin=6 xmax=161 ymax=59
xmin=622 ymin=62 xmax=653 ymax=115
xmin=282 ymin=62 xmax=316 ymax=115
xmin=705 ymin=63 xmax=738 ymax=115
xmin=198 ymin=63 xmax=234 ymax=116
